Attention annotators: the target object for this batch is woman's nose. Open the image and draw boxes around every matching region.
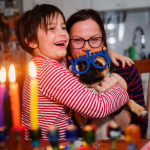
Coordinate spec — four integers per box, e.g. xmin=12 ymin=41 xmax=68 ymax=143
xmin=82 ymin=41 xmax=91 ymax=51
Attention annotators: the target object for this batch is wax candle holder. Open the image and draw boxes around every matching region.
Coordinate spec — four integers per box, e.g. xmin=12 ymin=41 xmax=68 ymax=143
xmin=10 ymin=125 xmax=26 ymax=149
xmin=28 ymin=127 xmax=41 ymax=148
xmin=107 ymin=122 xmax=121 ymax=150
xmin=124 ymin=124 xmax=141 ymax=150
xmin=82 ymin=125 xmax=95 ymax=150
xmin=47 ymin=125 xmax=59 ymax=150
xmin=0 ymin=126 xmax=8 ymax=149
xmin=65 ymin=124 xmax=78 ymax=150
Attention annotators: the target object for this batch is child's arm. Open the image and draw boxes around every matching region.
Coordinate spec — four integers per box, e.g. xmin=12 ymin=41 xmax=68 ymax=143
xmin=40 ymin=62 xmax=129 ymax=118
xmin=108 ymin=49 xmax=134 ymax=68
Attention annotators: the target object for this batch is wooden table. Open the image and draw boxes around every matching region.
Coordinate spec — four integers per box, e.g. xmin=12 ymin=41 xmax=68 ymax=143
xmin=4 ymin=139 xmax=150 ymax=150
xmin=97 ymin=139 xmax=149 ymax=150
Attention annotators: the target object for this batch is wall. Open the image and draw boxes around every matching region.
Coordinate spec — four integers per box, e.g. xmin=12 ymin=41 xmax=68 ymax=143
xmin=106 ymin=9 xmax=150 ymax=58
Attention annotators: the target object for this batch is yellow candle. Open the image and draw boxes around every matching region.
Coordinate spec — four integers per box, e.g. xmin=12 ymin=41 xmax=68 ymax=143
xmin=29 ymin=61 xmax=38 ymax=129
xmin=8 ymin=64 xmax=20 ymax=127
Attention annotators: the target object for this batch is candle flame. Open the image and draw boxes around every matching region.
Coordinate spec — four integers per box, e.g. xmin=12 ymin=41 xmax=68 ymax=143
xmin=29 ymin=61 xmax=36 ymax=78
xmin=0 ymin=67 xmax=6 ymax=83
xmin=8 ymin=64 xmax=16 ymax=83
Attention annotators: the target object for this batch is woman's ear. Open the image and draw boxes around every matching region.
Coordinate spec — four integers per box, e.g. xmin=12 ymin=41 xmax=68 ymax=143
xmin=25 ymin=38 xmax=38 ymax=49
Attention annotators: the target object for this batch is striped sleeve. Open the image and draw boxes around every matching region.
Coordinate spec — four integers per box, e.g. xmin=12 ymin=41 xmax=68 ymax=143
xmin=114 ymin=63 xmax=148 ymax=137
xmin=39 ymin=61 xmax=129 ymax=119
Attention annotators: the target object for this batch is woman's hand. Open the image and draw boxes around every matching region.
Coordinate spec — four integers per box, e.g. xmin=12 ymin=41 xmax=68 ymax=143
xmin=94 ymin=73 xmax=127 ymax=93
xmin=108 ymin=49 xmax=134 ymax=68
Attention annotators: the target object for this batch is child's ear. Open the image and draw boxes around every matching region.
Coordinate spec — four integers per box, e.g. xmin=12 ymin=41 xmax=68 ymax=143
xmin=25 ymin=38 xmax=38 ymax=49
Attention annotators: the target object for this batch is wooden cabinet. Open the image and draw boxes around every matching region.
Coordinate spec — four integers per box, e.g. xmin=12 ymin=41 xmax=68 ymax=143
xmin=23 ymin=0 xmax=150 ymax=14
xmin=121 ymin=0 xmax=150 ymax=10
xmin=92 ymin=0 xmax=150 ymax=11
xmin=33 ymin=0 xmax=91 ymax=19
xmin=92 ymin=0 xmax=121 ymax=11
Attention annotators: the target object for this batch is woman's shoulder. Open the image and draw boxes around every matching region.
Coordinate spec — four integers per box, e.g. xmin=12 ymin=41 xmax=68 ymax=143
xmin=113 ymin=62 xmax=139 ymax=82
xmin=114 ymin=62 xmax=136 ymax=73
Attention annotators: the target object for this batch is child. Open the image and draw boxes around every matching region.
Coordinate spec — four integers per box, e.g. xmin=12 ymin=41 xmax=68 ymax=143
xmin=15 ymin=4 xmax=129 ymax=139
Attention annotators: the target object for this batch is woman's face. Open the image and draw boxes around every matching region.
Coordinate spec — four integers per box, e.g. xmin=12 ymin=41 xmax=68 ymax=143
xmin=69 ymin=19 xmax=103 ymax=58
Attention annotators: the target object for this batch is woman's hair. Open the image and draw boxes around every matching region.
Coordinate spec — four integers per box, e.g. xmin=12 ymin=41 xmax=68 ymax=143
xmin=66 ymin=9 xmax=107 ymax=67
xmin=15 ymin=4 xmax=65 ymax=55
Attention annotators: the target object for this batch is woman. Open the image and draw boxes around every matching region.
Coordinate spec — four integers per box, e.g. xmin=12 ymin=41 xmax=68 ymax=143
xmin=66 ymin=9 xmax=148 ymax=137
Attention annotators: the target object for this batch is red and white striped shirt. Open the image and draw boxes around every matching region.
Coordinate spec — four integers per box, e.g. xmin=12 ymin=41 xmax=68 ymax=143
xmin=22 ymin=55 xmax=129 ymax=140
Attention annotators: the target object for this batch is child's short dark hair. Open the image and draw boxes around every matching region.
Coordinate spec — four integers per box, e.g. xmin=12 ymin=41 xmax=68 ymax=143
xmin=15 ymin=4 xmax=65 ymax=55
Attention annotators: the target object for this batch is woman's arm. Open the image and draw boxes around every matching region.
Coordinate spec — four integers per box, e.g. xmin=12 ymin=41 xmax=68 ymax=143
xmin=40 ymin=62 xmax=129 ymax=118
xmin=113 ymin=63 xmax=148 ymax=137
xmin=108 ymin=49 xmax=134 ymax=68
xmin=127 ymin=64 xmax=148 ymax=137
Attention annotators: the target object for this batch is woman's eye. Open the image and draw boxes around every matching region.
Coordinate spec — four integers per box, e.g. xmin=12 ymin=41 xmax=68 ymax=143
xmin=91 ymin=38 xmax=98 ymax=41
xmin=74 ymin=38 xmax=82 ymax=42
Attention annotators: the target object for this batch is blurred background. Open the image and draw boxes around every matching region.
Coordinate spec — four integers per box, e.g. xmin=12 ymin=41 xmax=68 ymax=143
xmin=0 ymin=0 xmax=150 ymax=138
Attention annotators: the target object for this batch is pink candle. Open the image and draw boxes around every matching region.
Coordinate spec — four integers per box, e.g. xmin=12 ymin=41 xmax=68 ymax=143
xmin=0 ymin=67 xmax=6 ymax=127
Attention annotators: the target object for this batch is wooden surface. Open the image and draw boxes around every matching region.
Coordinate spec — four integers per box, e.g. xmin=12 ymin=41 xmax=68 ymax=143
xmin=4 ymin=139 xmax=150 ymax=150
xmin=97 ymin=139 xmax=149 ymax=150
xmin=134 ymin=59 xmax=150 ymax=73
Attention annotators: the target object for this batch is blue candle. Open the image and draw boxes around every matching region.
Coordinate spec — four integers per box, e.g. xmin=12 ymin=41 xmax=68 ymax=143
xmin=65 ymin=124 xmax=78 ymax=142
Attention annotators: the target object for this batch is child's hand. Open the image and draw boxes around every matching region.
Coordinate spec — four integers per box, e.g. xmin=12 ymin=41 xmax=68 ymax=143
xmin=68 ymin=65 xmax=80 ymax=80
xmin=94 ymin=73 xmax=127 ymax=93
xmin=108 ymin=49 xmax=134 ymax=68
xmin=94 ymin=74 xmax=118 ymax=93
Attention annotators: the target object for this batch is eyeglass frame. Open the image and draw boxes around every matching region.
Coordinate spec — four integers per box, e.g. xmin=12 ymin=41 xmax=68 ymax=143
xmin=69 ymin=36 xmax=103 ymax=49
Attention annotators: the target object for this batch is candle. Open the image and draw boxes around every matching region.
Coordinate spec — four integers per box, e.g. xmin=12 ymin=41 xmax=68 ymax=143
xmin=0 ymin=67 xmax=6 ymax=127
xmin=8 ymin=64 xmax=20 ymax=127
xmin=29 ymin=61 xmax=38 ymax=129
